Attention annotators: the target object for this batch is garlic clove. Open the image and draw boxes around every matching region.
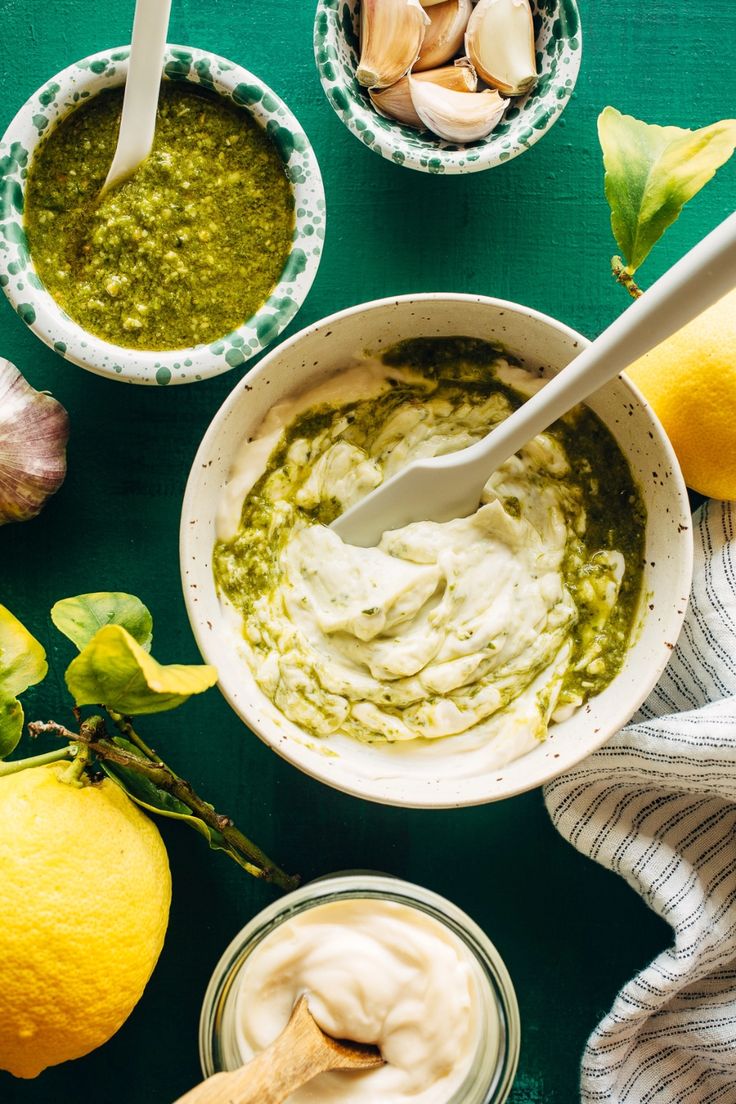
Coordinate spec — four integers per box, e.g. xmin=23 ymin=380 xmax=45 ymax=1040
xmin=414 ymin=0 xmax=473 ymax=72
xmin=357 ymin=0 xmax=430 ymax=89
xmin=465 ymin=0 xmax=537 ymax=96
xmin=419 ymin=0 xmax=451 ymax=6
xmin=0 ymin=358 xmax=69 ymax=526
xmin=408 ymin=78 xmax=507 ymax=142
xmin=370 ymin=63 xmax=477 ymax=127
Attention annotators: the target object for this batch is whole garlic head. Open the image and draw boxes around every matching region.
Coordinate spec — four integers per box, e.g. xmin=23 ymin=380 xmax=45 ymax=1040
xmin=0 ymin=358 xmax=69 ymax=525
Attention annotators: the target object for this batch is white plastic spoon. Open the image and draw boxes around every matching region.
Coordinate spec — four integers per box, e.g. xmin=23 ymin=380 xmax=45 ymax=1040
xmin=332 ymin=211 xmax=736 ymax=547
xmin=101 ymin=0 xmax=172 ymax=195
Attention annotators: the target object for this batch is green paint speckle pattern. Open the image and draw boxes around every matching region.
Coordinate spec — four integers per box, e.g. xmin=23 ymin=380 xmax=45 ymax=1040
xmin=0 ymin=44 xmax=326 ymax=384
xmin=314 ymin=0 xmax=582 ymax=174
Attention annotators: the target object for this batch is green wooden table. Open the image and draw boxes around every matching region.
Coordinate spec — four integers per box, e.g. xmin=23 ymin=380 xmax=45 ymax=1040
xmin=1 ymin=1 xmax=734 ymax=1100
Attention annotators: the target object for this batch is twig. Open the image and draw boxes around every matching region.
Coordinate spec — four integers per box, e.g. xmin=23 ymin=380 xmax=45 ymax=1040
xmin=0 ymin=745 xmax=75 ymax=776
xmin=611 ymin=256 xmax=643 ymax=299
xmin=29 ymin=717 xmax=299 ymax=892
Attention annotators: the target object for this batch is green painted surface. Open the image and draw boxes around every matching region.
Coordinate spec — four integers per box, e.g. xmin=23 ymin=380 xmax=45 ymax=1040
xmin=0 ymin=1 xmax=733 ymax=1101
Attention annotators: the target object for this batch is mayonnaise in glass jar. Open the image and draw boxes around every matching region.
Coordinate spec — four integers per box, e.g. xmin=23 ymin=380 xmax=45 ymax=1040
xmin=200 ymin=875 xmax=519 ymax=1104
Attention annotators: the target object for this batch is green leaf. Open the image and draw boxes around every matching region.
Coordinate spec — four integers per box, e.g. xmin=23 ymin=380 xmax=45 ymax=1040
xmin=0 ymin=604 xmax=47 ymax=698
xmin=51 ymin=592 xmax=153 ymax=652
xmin=65 ymin=624 xmax=217 ymax=715
xmin=100 ymin=738 xmax=229 ymax=852
xmin=598 ymin=106 xmax=736 ymax=273
xmin=0 ymin=692 xmax=24 ymax=758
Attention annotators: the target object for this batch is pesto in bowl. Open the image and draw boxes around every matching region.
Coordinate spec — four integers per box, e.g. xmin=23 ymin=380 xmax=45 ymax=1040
xmin=24 ymin=83 xmax=294 ymax=352
xmin=0 ymin=45 xmax=325 ymax=384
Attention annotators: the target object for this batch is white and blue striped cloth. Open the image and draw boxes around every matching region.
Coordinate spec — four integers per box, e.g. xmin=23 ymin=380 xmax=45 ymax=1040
xmin=545 ymin=500 xmax=736 ymax=1104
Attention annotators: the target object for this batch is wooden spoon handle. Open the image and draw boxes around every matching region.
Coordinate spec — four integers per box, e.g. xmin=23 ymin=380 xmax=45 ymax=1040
xmin=174 ymin=1046 xmax=322 ymax=1104
xmin=174 ymin=997 xmax=333 ymax=1104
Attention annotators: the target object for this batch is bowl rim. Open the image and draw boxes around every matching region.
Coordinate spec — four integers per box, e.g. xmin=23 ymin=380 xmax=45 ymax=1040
xmin=180 ymin=291 xmax=694 ymax=807
xmin=0 ymin=43 xmax=325 ymax=385
xmin=313 ymin=0 xmax=583 ymax=174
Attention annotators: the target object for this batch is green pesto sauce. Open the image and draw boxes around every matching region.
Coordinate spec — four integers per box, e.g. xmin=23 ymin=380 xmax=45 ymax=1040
xmin=214 ymin=337 xmax=646 ymax=720
xmin=24 ymin=83 xmax=294 ymax=350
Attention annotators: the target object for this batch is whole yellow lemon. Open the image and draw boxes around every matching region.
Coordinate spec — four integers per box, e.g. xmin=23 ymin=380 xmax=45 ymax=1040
xmin=626 ymin=288 xmax=736 ymax=500
xmin=0 ymin=763 xmax=171 ymax=1079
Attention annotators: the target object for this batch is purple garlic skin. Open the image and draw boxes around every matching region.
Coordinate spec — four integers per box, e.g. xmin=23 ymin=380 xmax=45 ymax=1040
xmin=0 ymin=358 xmax=70 ymax=525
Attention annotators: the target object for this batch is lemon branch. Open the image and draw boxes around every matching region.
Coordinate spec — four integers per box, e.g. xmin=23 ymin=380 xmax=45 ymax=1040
xmin=611 ymin=257 xmax=643 ymax=299
xmin=0 ymin=745 xmax=76 ymax=776
xmin=29 ymin=717 xmax=299 ymax=892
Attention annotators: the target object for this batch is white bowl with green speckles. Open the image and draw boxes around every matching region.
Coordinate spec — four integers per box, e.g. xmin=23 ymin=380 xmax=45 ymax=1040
xmin=314 ymin=0 xmax=582 ymax=174
xmin=180 ymin=293 xmax=693 ymax=808
xmin=0 ymin=45 xmax=325 ymax=385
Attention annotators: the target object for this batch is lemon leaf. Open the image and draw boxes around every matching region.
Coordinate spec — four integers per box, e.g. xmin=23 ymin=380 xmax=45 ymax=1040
xmin=598 ymin=107 xmax=736 ymax=273
xmin=0 ymin=604 xmax=47 ymax=700
xmin=0 ymin=692 xmax=24 ymax=758
xmin=65 ymin=624 xmax=217 ymax=714
xmin=100 ymin=739 xmax=229 ymax=850
xmin=51 ymin=592 xmax=153 ymax=653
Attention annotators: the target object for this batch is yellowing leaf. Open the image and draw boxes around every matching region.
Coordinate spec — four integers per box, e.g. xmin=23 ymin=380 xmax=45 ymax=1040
xmin=0 ymin=692 xmax=24 ymax=758
xmin=51 ymin=592 xmax=153 ymax=653
xmin=0 ymin=604 xmax=47 ymax=699
xmin=65 ymin=624 xmax=217 ymax=715
xmin=598 ymin=107 xmax=736 ymax=273
xmin=0 ymin=605 xmax=47 ymax=758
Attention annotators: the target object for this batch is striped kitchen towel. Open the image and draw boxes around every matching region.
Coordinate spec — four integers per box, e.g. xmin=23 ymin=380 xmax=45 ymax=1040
xmin=544 ymin=499 xmax=736 ymax=1104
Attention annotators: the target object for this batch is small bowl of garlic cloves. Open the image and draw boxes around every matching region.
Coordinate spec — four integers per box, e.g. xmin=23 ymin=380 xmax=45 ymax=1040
xmin=314 ymin=0 xmax=581 ymax=173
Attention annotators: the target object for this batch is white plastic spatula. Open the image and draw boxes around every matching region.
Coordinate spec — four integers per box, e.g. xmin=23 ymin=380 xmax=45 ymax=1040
xmin=332 ymin=211 xmax=736 ymax=548
xmin=101 ymin=0 xmax=172 ymax=195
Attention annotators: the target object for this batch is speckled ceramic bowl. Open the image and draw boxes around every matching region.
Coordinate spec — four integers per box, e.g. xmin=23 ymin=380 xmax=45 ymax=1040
xmin=314 ymin=0 xmax=581 ymax=174
xmin=180 ymin=294 xmax=693 ymax=808
xmin=0 ymin=45 xmax=325 ymax=385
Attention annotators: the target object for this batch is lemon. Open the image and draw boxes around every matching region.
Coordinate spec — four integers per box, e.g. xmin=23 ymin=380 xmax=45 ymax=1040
xmin=0 ymin=763 xmax=171 ymax=1079
xmin=626 ymin=288 xmax=736 ymax=500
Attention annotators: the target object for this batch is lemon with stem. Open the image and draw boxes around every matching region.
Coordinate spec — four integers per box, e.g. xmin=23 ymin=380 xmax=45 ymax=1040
xmin=0 ymin=761 xmax=171 ymax=1079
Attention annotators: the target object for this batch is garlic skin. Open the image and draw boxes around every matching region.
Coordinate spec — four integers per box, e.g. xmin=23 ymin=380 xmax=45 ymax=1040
xmin=415 ymin=0 xmax=473 ymax=71
xmin=408 ymin=78 xmax=507 ymax=142
xmin=0 ymin=358 xmax=69 ymax=525
xmin=357 ymin=0 xmax=430 ymax=89
xmin=370 ymin=63 xmax=477 ymax=127
xmin=465 ymin=0 xmax=538 ymax=96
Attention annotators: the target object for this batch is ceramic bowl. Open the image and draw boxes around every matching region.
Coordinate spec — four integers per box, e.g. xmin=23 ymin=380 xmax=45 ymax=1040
xmin=180 ymin=294 xmax=693 ymax=808
xmin=313 ymin=0 xmax=582 ymax=174
xmin=0 ymin=45 xmax=325 ymax=385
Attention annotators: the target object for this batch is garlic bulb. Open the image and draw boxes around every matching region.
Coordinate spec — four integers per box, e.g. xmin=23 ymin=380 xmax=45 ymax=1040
xmin=465 ymin=0 xmax=537 ymax=96
xmin=0 ymin=358 xmax=69 ymax=525
xmin=408 ymin=78 xmax=507 ymax=141
xmin=415 ymin=0 xmax=473 ymax=71
xmin=357 ymin=0 xmax=430 ymax=89
xmin=370 ymin=62 xmax=477 ymax=127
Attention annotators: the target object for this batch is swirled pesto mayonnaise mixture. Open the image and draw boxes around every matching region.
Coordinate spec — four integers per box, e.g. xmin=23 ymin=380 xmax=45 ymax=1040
xmin=214 ymin=338 xmax=645 ymax=768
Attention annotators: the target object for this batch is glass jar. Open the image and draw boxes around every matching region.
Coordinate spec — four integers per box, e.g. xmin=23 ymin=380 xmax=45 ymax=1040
xmin=199 ymin=873 xmax=520 ymax=1104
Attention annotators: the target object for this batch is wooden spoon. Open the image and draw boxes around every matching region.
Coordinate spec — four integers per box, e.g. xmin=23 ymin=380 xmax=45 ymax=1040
xmin=175 ymin=995 xmax=384 ymax=1104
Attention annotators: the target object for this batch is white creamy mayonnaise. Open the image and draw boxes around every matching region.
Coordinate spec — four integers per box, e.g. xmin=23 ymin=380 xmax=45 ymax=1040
xmin=233 ymin=898 xmax=491 ymax=1103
